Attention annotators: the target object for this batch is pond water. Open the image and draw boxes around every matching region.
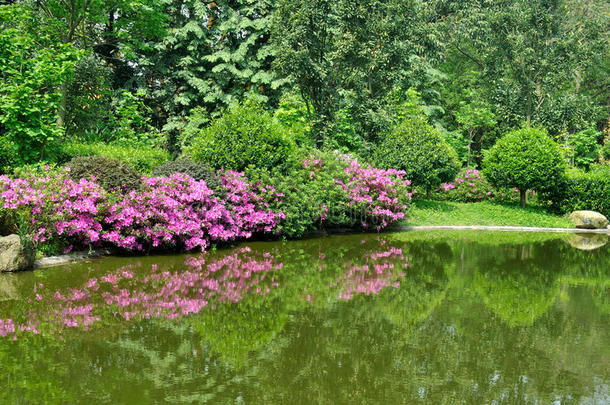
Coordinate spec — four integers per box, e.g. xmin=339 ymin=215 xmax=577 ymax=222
xmin=0 ymin=231 xmax=608 ymax=404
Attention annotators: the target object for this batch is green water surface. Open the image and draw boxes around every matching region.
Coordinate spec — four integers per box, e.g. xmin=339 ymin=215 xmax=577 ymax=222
xmin=0 ymin=231 xmax=608 ymax=404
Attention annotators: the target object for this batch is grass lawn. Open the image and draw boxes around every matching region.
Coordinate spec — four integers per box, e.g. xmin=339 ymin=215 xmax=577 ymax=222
xmin=407 ymin=199 xmax=573 ymax=228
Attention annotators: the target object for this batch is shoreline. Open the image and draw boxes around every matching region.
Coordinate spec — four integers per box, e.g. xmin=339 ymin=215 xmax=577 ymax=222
xmin=398 ymin=225 xmax=610 ymax=234
xmin=33 ymin=225 xmax=609 ymax=269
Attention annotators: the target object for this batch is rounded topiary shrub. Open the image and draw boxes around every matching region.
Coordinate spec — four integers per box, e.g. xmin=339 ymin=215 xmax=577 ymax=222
xmin=483 ymin=127 xmax=567 ymax=207
xmin=152 ymin=159 xmax=222 ymax=191
xmin=374 ymin=118 xmax=460 ymax=196
xmin=66 ymin=156 xmax=142 ymax=192
xmin=186 ymin=98 xmax=296 ymax=172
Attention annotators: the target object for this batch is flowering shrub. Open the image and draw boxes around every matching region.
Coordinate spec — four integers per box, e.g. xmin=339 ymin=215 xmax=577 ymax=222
xmin=0 ymin=156 xmax=412 ymax=253
xmin=337 ymin=157 xmax=413 ymax=229
xmin=248 ymin=150 xmax=413 ymax=237
xmin=0 ymin=168 xmax=282 ymax=253
xmin=437 ymin=168 xmax=493 ymax=202
xmin=0 ymin=168 xmax=107 ymax=248
xmin=103 ymin=172 xmax=283 ymax=251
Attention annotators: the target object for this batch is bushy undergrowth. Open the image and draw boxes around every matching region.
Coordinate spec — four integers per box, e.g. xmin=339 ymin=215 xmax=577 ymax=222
xmin=66 ymin=156 xmax=142 ymax=192
xmin=61 ymin=142 xmax=170 ymax=174
xmin=0 ymin=137 xmax=16 ymax=174
xmin=152 ymin=159 xmax=221 ymax=191
xmin=248 ymin=150 xmax=414 ymax=238
xmin=543 ymin=165 xmax=610 ymax=217
xmin=0 ymin=149 xmax=415 ymax=253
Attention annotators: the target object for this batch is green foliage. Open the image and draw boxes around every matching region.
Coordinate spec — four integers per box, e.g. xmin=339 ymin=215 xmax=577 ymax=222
xmin=566 ymin=127 xmax=601 ymax=170
xmin=66 ymin=156 xmax=142 ymax=192
xmin=61 ymin=142 xmax=170 ymax=175
xmin=64 ymin=55 xmax=113 ymax=137
xmin=454 ymin=100 xmax=496 ymax=166
xmin=325 ymin=108 xmax=364 ymax=153
xmin=187 ymin=98 xmax=296 ymax=171
xmin=543 ymin=165 xmax=610 ymax=218
xmin=108 ymin=89 xmax=163 ymax=146
xmin=483 ymin=127 xmax=567 ymax=206
xmin=11 ymin=162 xmax=60 ymax=179
xmin=0 ymin=5 xmax=80 ymax=163
xmin=139 ymin=0 xmax=282 ymax=144
xmin=603 ymin=139 xmax=610 ymax=162
xmin=0 ymin=136 xmax=16 ymax=174
xmin=152 ymin=159 xmax=222 ymax=191
xmin=374 ymin=118 xmax=460 ymax=193
xmin=439 ymin=0 xmax=609 ymax=134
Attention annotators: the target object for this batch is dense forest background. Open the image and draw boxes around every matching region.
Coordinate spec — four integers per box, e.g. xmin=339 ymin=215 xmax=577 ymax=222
xmin=1 ymin=0 xmax=608 ymax=169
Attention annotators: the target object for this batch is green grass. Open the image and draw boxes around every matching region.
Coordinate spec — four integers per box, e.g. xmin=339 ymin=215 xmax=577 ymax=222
xmin=407 ymin=199 xmax=573 ymax=228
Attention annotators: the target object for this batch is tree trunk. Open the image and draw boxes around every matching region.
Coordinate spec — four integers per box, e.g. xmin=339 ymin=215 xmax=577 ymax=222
xmin=520 ymin=189 xmax=527 ymax=208
xmin=56 ymin=80 xmax=68 ymax=129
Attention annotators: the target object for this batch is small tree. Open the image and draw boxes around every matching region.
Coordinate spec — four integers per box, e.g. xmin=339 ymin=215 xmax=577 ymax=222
xmin=375 ymin=118 xmax=460 ymax=198
xmin=483 ymin=127 xmax=567 ymax=207
xmin=454 ymin=101 xmax=496 ymax=166
xmin=567 ymin=127 xmax=601 ymax=170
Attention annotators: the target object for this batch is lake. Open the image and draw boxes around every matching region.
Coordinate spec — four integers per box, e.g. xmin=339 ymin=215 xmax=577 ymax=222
xmin=0 ymin=231 xmax=608 ymax=404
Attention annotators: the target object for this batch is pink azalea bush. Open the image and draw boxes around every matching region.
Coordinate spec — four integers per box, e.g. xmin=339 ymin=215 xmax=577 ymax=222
xmin=338 ymin=156 xmax=413 ymax=229
xmin=437 ymin=168 xmax=493 ymax=202
xmin=0 ymin=168 xmax=107 ymax=247
xmin=103 ymin=172 xmax=282 ymax=251
xmin=0 ymin=168 xmax=283 ymax=253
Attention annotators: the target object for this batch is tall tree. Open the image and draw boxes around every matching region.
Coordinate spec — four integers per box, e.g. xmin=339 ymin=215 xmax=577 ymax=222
xmin=271 ymin=0 xmax=439 ymax=145
xmin=137 ymin=0 xmax=283 ymax=140
xmin=437 ymin=0 xmax=609 ymax=134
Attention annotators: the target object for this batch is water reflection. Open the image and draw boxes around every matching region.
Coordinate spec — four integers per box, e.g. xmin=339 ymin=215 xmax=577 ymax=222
xmin=0 ymin=242 xmax=411 ymax=340
xmin=0 ymin=231 xmax=608 ymax=403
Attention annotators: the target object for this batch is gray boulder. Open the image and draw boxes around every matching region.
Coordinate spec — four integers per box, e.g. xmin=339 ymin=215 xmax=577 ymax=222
xmin=0 ymin=234 xmax=35 ymax=272
xmin=569 ymin=211 xmax=609 ymax=229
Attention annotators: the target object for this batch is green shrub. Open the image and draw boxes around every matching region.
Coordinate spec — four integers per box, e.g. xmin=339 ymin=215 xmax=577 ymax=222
xmin=66 ymin=156 xmax=142 ymax=192
xmin=186 ymin=98 xmax=296 ymax=171
xmin=61 ymin=142 xmax=170 ymax=174
xmin=11 ymin=162 xmax=60 ymax=178
xmin=483 ymin=127 xmax=567 ymax=207
xmin=543 ymin=165 xmax=610 ymax=218
xmin=374 ymin=118 xmax=460 ymax=196
xmin=152 ymin=159 xmax=222 ymax=191
xmin=246 ymin=150 xmax=351 ymax=238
